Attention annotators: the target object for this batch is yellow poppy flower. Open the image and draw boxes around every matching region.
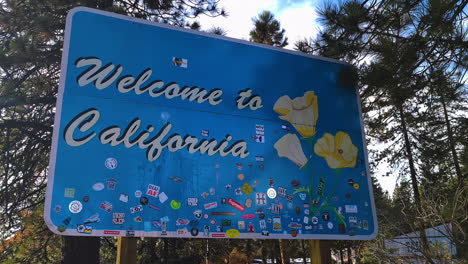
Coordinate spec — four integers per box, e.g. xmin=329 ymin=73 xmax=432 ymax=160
xmin=274 ymin=133 xmax=308 ymax=168
xmin=314 ymin=132 xmax=358 ymax=169
xmin=273 ymin=91 xmax=318 ymax=138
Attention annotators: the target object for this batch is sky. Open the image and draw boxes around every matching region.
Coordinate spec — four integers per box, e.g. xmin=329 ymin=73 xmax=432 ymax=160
xmin=193 ymin=0 xmax=399 ymax=195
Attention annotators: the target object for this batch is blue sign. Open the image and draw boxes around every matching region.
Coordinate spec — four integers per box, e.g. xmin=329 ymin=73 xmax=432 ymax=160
xmin=45 ymin=7 xmax=378 ymax=240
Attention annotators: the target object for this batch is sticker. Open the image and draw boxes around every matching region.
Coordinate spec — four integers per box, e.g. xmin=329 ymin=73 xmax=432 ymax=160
xmin=221 ymin=198 xmax=227 ymax=204
xmin=299 ymin=193 xmax=306 ymax=200
xmin=304 ymin=203 xmax=310 ymax=208
xmin=57 ymin=226 xmax=66 ymax=232
xmin=270 ymin=203 xmax=280 ymax=214
xmin=245 ymin=198 xmax=253 ymax=208
xmin=363 ymin=220 xmax=369 ymax=230
xmin=119 ymin=194 xmax=129 ymax=203
xmin=305 ymin=225 xmax=312 ymax=230
xmin=295 ymin=207 xmax=301 ymax=214
xmin=288 ymin=222 xmax=302 ymax=229
xmin=105 ymin=158 xmax=117 ymax=169
xmin=241 ymin=214 xmax=255 ymax=220
xmin=227 ymin=198 xmax=245 ymax=212
xmin=211 ymin=212 xmax=236 ymax=216
xmin=106 ymin=178 xmax=117 ymax=190
xmin=255 ymin=156 xmax=264 ymax=162
xmin=238 ymin=221 xmax=245 ymax=229
xmin=99 ymin=201 xmax=113 ymax=213
xmin=193 ymin=210 xmax=202 ymax=219
xmin=312 ymin=217 xmax=319 ymax=224
xmin=225 ymin=184 xmax=231 ymax=190
xmin=269 ymin=177 xmax=274 ymax=186
xmin=222 ymin=219 xmax=232 ymax=226
xmin=247 ymin=223 xmax=255 ymax=232
xmin=259 ymin=213 xmax=265 ymax=219
xmin=291 ymin=230 xmax=298 ymax=237
xmin=237 ymin=173 xmax=245 ymax=180
xmin=146 ymin=184 xmax=160 ymax=197
xmin=209 ymin=188 xmax=215 ymax=195
xmin=291 ymin=180 xmax=300 ymax=187
xmin=210 ymin=219 xmax=217 ymax=225
xmin=161 ymin=221 xmax=167 ymax=235
xmin=201 ymin=192 xmax=209 ymax=198
xmin=113 ymin=213 xmax=125 ymax=225
xmin=69 ymin=200 xmax=82 ymax=213
xmin=140 ymin=197 xmax=149 ymax=205
xmin=345 ymin=205 xmax=358 ymax=213
xmin=212 ymin=233 xmax=225 ymax=238
xmin=204 ymin=225 xmax=210 ymax=236
xmin=258 ymin=164 xmax=265 ymax=170
xmin=187 ymin=197 xmax=198 ymax=206
xmin=152 ymin=220 xmax=161 ymax=227
xmin=130 ymin=205 xmax=143 ymax=213
xmin=345 ymin=193 xmax=351 ymax=198
xmin=172 ymin=57 xmax=188 ymax=68
xmin=353 ymin=183 xmax=360 ymax=190
xmin=286 ymin=195 xmax=294 ymax=202
xmin=226 ymin=229 xmax=240 ymax=238
xmin=104 ymin=230 xmax=120 ymax=235
xmin=273 ymin=217 xmax=282 ymax=231
xmin=64 ymin=188 xmax=75 ymax=198
xmin=170 ymin=200 xmax=181 ymax=209
xmin=236 ymin=163 xmax=243 ymax=170
xmin=63 ymin=217 xmax=71 ymax=225
xmin=54 ymin=205 xmax=61 ymax=212
xmin=149 ymin=204 xmax=160 ymax=210
xmin=277 ymin=187 xmax=287 ymax=197
xmin=255 ymin=193 xmax=267 ymax=205
xmin=77 ymin=225 xmax=92 ymax=234
xmin=322 ymin=212 xmax=330 ymax=221
xmin=84 ymin=213 xmax=100 ymax=224
xmin=303 ymin=216 xmax=309 ymax=224
xmin=328 ymin=222 xmax=334 ymax=229
xmin=176 ymin=219 xmax=190 ymax=225
xmin=201 ymin=129 xmax=209 ymax=137
xmin=241 ymin=183 xmax=253 ymax=195
xmin=191 ymin=227 xmax=199 ymax=236
xmin=267 ymin=188 xmax=276 ymax=199
xmin=82 ymin=196 xmax=89 ymax=202
xmin=170 ymin=177 xmax=183 ymax=182
xmin=135 ymin=190 xmax=142 ymax=197
xmin=92 ymin=182 xmax=105 ymax=191
xmin=304 ymin=209 xmax=310 ymax=215
xmin=253 ymin=180 xmax=259 ymax=186
xmin=235 ymin=188 xmax=243 ymax=195
xmin=259 ymin=219 xmax=267 ymax=230
xmin=204 ymin=201 xmax=218 ymax=210
xmin=261 ymin=230 xmax=269 ymax=236
xmin=126 ymin=230 xmax=135 ymax=237
xmin=159 ymin=192 xmax=168 ymax=203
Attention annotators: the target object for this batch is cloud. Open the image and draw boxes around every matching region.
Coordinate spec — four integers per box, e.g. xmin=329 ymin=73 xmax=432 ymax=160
xmin=276 ymin=1 xmax=320 ymax=49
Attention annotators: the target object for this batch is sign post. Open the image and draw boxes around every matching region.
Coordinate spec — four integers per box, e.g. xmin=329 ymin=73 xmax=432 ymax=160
xmin=45 ymin=7 xmax=377 ymax=246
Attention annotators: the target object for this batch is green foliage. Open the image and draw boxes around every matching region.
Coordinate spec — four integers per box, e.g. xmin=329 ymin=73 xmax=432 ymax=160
xmin=249 ymin=10 xmax=288 ymax=47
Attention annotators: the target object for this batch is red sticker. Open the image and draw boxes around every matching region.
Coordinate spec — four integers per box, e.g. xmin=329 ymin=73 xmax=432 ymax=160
xmin=227 ymin=198 xmax=245 ymax=212
xmin=103 ymin=230 xmax=120 ymax=235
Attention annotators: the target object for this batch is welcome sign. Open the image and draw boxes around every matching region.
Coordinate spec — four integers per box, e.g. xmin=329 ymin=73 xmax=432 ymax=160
xmin=45 ymin=7 xmax=378 ymax=240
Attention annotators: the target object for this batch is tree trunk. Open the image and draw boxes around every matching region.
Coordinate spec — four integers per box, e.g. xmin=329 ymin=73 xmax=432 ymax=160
xmin=279 ymin=239 xmax=288 ymax=264
xmin=440 ymin=93 xmax=463 ymax=186
xmin=347 ymin=247 xmax=352 ymax=264
xmin=61 ymin=236 xmax=100 ymax=264
xmin=301 ymin=240 xmax=307 ymax=264
xmin=340 ymin=249 xmax=344 ymax=264
xmin=262 ymin=240 xmax=268 ymax=264
xmin=398 ymin=105 xmax=434 ymax=264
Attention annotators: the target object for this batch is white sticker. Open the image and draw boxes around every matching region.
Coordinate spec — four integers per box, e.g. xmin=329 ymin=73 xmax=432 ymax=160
xmin=135 ymin=190 xmax=142 ymax=197
xmin=159 ymin=192 xmax=168 ymax=203
xmin=119 ymin=194 xmax=129 ymax=203
xmin=92 ymin=182 xmax=105 ymax=191
xmin=345 ymin=205 xmax=358 ymax=213
xmin=172 ymin=57 xmax=188 ymax=68
xmin=105 ymin=158 xmax=117 ymax=169
xmin=69 ymin=200 xmax=82 ymax=213
xmin=327 ymin=222 xmax=334 ymax=229
xmin=267 ymin=188 xmax=277 ymax=199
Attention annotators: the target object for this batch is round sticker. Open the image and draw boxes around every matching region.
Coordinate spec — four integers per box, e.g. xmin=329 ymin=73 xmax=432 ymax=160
xmin=105 ymin=158 xmax=117 ymax=169
xmin=353 ymin=183 xmax=360 ymax=190
xmin=267 ymin=188 xmax=276 ymax=199
xmin=327 ymin=222 xmax=334 ymax=229
xmin=312 ymin=216 xmax=319 ymax=224
xmin=226 ymin=229 xmax=240 ymax=238
xmin=170 ymin=200 xmax=181 ymax=210
xmin=69 ymin=200 xmax=82 ymax=213
xmin=92 ymin=182 xmax=105 ymax=191
xmin=190 ymin=228 xmax=199 ymax=236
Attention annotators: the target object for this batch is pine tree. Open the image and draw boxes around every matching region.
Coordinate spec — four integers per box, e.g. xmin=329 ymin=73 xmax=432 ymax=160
xmin=249 ymin=10 xmax=288 ymax=47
